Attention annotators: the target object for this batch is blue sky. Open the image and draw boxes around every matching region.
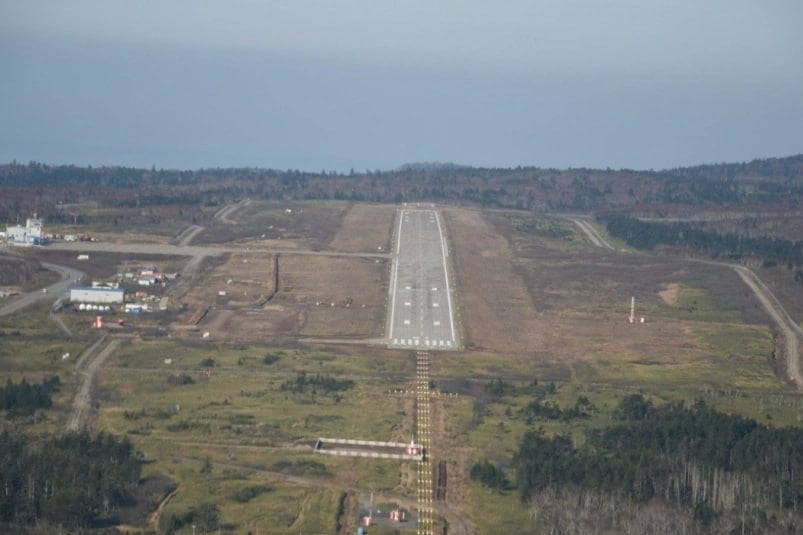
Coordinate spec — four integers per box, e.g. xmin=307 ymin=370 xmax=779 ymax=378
xmin=1 ymin=1 xmax=801 ymax=171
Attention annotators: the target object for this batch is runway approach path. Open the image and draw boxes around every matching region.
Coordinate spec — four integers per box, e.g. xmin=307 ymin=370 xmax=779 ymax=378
xmin=387 ymin=209 xmax=459 ymax=350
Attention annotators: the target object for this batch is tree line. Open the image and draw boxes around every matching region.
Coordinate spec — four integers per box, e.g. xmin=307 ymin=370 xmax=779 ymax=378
xmin=601 ymin=214 xmax=803 ymax=265
xmin=0 ymin=431 xmax=141 ymax=530
xmin=0 ymin=376 xmax=61 ymax=415
xmin=2 ymin=155 xmax=801 ymax=220
xmin=509 ymin=395 xmax=803 ymax=529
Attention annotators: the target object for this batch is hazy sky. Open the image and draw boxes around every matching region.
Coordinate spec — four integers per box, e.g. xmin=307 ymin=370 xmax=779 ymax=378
xmin=2 ymin=1 xmax=801 ymax=171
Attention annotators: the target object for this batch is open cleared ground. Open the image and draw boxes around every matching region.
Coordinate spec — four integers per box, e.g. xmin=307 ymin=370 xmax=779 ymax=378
xmin=193 ymin=200 xmax=350 ymax=249
xmin=329 ymin=203 xmax=396 ymax=253
xmin=443 ymin=208 xmax=541 ymax=355
xmin=183 ymin=253 xmax=389 ymax=341
xmin=182 ymin=252 xmax=276 ymax=309
xmin=23 ymin=249 xmax=187 ymax=281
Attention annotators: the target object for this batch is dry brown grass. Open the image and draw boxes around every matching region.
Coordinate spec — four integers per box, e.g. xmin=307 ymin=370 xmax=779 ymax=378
xmin=182 ymin=253 xmax=388 ymax=341
xmin=443 ymin=208 xmax=543 ymax=355
xmin=277 ymin=255 xmax=388 ymax=338
xmin=441 ymin=208 xmax=786 ymax=394
xmin=186 ymin=252 xmax=276 ymax=308
xmin=659 ymin=283 xmax=681 ymax=305
xmin=194 ymin=200 xmax=349 ymax=249
xmin=329 ymin=203 xmax=396 ymax=253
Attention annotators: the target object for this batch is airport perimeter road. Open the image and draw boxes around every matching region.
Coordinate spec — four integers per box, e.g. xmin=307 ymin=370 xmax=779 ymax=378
xmin=0 ymin=261 xmax=84 ymax=317
xmin=45 ymin=241 xmax=390 ymax=259
xmin=387 ymin=209 xmax=458 ymax=350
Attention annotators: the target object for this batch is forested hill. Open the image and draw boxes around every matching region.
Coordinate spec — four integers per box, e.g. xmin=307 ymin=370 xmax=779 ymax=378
xmin=1 ymin=155 xmax=801 ymax=216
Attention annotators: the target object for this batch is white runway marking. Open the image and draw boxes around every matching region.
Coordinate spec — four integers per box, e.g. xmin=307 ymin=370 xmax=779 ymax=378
xmin=386 ymin=208 xmax=459 ymax=350
xmin=387 ymin=210 xmax=405 ymax=340
xmin=435 ymin=212 xmax=457 ymax=342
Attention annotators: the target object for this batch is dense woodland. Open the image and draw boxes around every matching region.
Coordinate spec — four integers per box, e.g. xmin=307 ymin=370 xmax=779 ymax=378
xmin=0 ymin=376 xmax=61 ymax=415
xmin=0 ymin=431 xmax=141 ymax=530
xmin=474 ymin=395 xmax=803 ymax=532
xmin=1 ymin=155 xmax=801 ymax=222
xmin=601 ymin=214 xmax=803 ymax=267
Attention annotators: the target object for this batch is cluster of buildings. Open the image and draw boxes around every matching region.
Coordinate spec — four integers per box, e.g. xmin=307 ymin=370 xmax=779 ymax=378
xmin=123 ymin=268 xmax=177 ymax=287
xmin=2 ymin=216 xmax=96 ymax=246
xmin=69 ymin=268 xmax=175 ymax=314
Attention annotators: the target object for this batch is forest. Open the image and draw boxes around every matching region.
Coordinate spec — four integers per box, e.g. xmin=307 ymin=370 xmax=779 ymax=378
xmin=601 ymin=214 xmax=803 ymax=266
xmin=1 ymin=155 xmax=801 ymax=221
xmin=0 ymin=376 xmax=61 ymax=415
xmin=0 ymin=431 xmax=142 ymax=530
xmin=507 ymin=396 xmax=803 ymax=532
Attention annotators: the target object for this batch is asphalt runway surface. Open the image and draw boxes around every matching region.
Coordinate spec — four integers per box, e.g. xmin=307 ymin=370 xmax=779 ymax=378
xmin=387 ymin=209 xmax=458 ymax=350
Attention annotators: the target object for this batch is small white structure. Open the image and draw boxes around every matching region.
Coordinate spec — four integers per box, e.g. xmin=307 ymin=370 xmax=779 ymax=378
xmin=628 ymin=296 xmax=646 ymax=324
xmin=71 ymin=286 xmax=124 ymax=304
xmin=125 ymin=303 xmax=148 ymax=313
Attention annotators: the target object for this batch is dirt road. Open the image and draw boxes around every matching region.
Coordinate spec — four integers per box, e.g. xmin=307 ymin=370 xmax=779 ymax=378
xmin=50 ymin=304 xmax=73 ymax=337
xmin=175 ymin=224 xmax=204 ymax=246
xmin=65 ymin=337 xmax=120 ymax=432
xmin=733 ymin=265 xmax=802 ymax=388
xmin=567 ymin=217 xmax=615 ymax=250
xmin=214 ymin=199 xmax=250 ymax=224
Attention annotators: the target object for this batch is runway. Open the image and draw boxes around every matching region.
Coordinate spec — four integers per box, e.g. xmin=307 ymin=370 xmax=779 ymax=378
xmin=387 ymin=209 xmax=458 ymax=350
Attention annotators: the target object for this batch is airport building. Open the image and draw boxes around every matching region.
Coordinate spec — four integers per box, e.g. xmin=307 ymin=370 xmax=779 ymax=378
xmin=5 ymin=216 xmax=45 ymax=246
xmin=70 ymin=286 xmax=125 ymax=304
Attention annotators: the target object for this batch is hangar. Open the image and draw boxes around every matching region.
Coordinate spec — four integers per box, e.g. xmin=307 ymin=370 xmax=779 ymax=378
xmin=70 ymin=286 xmax=125 ymax=304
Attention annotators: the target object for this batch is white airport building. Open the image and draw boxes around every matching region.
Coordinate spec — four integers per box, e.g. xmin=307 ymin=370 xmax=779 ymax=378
xmin=5 ymin=216 xmax=45 ymax=246
xmin=70 ymin=286 xmax=125 ymax=304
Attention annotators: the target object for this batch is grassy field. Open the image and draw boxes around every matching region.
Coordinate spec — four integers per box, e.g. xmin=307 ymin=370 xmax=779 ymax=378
xmin=2 ymin=203 xmax=802 ymax=533
xmin=90 ymin=340 xmax=418 ymax=532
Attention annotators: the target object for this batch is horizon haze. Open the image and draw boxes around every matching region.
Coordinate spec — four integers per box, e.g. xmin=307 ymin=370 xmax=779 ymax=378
xmin=2 ymin=1 xmax=802 ymax=172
